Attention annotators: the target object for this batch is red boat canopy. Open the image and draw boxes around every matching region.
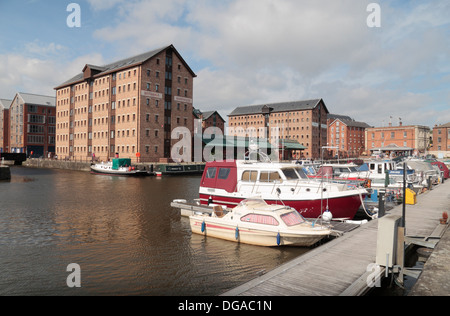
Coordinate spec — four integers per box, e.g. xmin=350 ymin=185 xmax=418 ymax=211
xmin=200 ymin=161 xmax=238 ymax=193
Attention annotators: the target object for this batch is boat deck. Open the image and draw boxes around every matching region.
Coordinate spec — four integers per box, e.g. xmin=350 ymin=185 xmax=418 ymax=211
xmin=221 ymin=180 xmax=450 ymax=296
xmin=171 ymin=201 xmax=362 ymax=237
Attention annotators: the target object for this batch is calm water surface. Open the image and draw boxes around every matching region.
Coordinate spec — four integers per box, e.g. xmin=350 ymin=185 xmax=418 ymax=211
xmin=0 ymin=167 xmax=307 ymax=296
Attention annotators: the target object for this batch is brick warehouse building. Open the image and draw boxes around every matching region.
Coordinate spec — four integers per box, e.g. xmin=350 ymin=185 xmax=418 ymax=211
xmin=0 ymin=98 xmax=12 ymax=153
xmin=430 ymin=122 xmax=450 ymax=158
xmin=7 ymin=93 xmax=56 ymax=157
xmin=365 ymin=122 xmax=430 ymax=156
xmin=228 ymin=99 xmax=329 ymax=159
xmin=327 ymin=114 xmax=371 ymax=158
xmin=55 ymin=45 xmax=196 ymax=162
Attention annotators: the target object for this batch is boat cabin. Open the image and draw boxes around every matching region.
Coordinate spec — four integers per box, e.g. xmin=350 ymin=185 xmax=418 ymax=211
xmin=200 ymin=160 xmax=310 ymax=193
xmin=359 ymin=160 xmax=396 ymax=176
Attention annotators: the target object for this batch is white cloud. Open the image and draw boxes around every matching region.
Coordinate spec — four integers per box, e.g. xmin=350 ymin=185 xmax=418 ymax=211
xmin=0 ymin=41 xmax=105 ymax=98
xmin=86 ymin=0 xmax=127 ymax=11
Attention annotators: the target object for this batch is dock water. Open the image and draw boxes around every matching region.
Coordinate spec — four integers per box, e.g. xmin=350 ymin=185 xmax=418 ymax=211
xmin=221 ymin=181 xmax=450 ymax=296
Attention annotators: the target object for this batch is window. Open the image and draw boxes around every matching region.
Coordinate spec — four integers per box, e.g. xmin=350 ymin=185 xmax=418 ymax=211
xmin=241 ymin=171 xmax=258 ymax=182
xmin=206 ymin=167 xmax=216 ymax=179
xmin=218 ymin=168 xmax=231 ymax=180
xmin=240 ymin=214 xmax=279 ymax=226
xmin=282 ymin=169 xmax=299 ymax=180
xmin=259 ymin=171 xmax=282 ymax=183
xmin=281 ymin=211 xmax=305 ymax=226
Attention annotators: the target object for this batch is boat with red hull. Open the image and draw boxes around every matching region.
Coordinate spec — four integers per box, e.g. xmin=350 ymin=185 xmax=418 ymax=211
xmin=199 ymin=160 xmax=368 ymax=220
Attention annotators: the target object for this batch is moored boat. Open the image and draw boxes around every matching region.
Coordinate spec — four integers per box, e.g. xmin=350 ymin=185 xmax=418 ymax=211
xmin=199 ymin=159 xmax=368 ymax=220
xmin=190 ymin=198 xmax=331 ymax=247
xmin=90 ymin=158 xmax=148 ymax=176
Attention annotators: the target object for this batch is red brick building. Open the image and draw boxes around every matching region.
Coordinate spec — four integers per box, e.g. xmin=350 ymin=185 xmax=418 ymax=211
xmin=193 ymin=109 xmax=226 ymax=133
xmin=365 ymin=123 xmax=430 ymax=156
xmin=228 ymin=99 xmax=328 ymax=159
xmin=8 ymin=93 xmax=56 ymax=157
xmin=430 ymin=122 xmax=450 ymax=158
xmin=0 ymin=99 xmax=12 ymax=153
xmin=327 ymin=114 xmax=371 ymax=158
xmin=55 ymin=45 xmax=196 ymax=162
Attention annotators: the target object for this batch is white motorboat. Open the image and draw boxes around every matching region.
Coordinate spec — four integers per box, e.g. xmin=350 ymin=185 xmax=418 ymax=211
xmin=190 ymin=198 xmax=331 ymax=247
xmin=90 ymin=158 xmax=148 ymax=176
xmin=199 ymin=160 xmax=368 ymax=220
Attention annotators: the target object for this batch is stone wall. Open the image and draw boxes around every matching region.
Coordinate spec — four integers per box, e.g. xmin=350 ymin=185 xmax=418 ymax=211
xmin=23 ymin=159 xmax=91 ymax=172
xmin=0 ymin=165 xmax=11 ymax=180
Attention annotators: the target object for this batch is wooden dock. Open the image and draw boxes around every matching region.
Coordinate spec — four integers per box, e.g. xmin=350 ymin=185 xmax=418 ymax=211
xmin=222 ymin=181 xmax=450 ymax=296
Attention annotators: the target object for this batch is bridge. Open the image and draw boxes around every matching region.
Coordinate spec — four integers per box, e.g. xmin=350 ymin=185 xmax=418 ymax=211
xmin=1 ymin=153 xmax=27 ymax=165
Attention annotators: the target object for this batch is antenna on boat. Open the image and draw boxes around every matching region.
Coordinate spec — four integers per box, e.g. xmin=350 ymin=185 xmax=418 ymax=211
xmin=276 ymin=188 xmax=286 ymax=206
xmin=245 ymin=140 xmax=271 ymax=162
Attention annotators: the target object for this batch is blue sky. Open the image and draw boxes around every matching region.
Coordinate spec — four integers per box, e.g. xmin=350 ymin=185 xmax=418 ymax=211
xmin=0 ymin=0 xmax=449 ymax=128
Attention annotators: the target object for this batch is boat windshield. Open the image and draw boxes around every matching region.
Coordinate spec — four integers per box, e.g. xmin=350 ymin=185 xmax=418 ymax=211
xmin=238 ymin=198 xmax=268 ymax=208
xmin=280 ymin=211 xmax=306 ymax=226
xmin=282 ymin=168 xmax=308 ymax=180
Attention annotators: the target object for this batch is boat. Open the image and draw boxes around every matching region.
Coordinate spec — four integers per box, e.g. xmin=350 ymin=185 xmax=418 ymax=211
xmin=402 ymin=159 xmax=440 ymax=186
xmin=189 ymin=198 xmax=331 ymax=247
xmin=199 ymin=159 xmax=368 ymax=220
xmin=308 ymin=163 xmax=371 ymax=187
xmin=90 ymin=158 xmax=148 ymax=176
xmin=431 ymin=161 xmax=449 ymax=179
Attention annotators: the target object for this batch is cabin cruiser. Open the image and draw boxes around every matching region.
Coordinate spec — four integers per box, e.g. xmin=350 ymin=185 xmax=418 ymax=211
xmin=199 ymin=160 xmax=368 ymax=220
xmin=90 ymin=158 xmax=148 ymax=176
xmin=309 ymin=163 xmax=371 ymax=187
xmin=190 ymin=198 xmax=331 ymax=247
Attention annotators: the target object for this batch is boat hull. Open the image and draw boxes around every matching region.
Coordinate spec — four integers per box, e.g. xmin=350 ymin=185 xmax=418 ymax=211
xmin=90 ymin=166 xmax=148 ymax=177
xmin=190 ymin=217 xmax=327 ymax=247
xmin=199 ymin=192 xmax=363 ymax=220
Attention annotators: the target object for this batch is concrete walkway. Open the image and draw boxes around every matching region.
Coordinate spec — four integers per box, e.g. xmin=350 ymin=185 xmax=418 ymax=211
xmin=409 ymin=224 xmax=450 ymax=296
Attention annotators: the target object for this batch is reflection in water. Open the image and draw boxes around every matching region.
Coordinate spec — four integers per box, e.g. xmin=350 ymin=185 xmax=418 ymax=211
xmin=0 ymin=167 xmax=307 ymax=295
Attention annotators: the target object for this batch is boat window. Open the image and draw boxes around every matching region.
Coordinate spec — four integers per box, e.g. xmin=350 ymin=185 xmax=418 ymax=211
xmin=259 ymin=171 xmax=282 ymax=183
xmin=240 ymin=214 xmax=279 ymax=226
xmin=282 ymin=169 xmax=299 ymax=180
xmin=205 ymin=167 xmax=217 ymax=179
xmin=281 ymin=211 xmax=305 ymax=226
xmin=295 ymin=168 xmax=309 ymax=179
xmin=369 ymin=164 xmax=375 ymax=171
xmin=218 ymin=168 xmax=231 ymax=180
xmin=349 ymin=167 xmax=358 ymax=172
xmin=242 ymin=171 xmax=258 ymax=182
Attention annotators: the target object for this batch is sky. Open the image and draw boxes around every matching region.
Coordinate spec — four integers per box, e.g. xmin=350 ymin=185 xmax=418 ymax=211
xmin=0 ymin=0 xmax=449 ymax=128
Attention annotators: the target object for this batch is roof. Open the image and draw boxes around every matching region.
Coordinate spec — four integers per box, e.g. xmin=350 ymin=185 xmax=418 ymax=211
xmin=55 ymin=44 xmax=196 ymax=89
xmin=371 ymin=144 xmax=414 ymax=151
xmin=330 ymin=118 xmax=371 ymax=129
xmin=435 ymin=122 xmax=450 ymax=129
xmin=328 ymin=114 xmax=352 ymax=121
xmin=229 ymin=99 xmax=328 ymax=117
xmin=201 ymin=111 xmax=226 ymax=122
xmin=279 ymin=139 xmax=307 ymax=150
xmin=16 ymin=93 xmax=56 ymax=107
xmin=0 ymin=99 xmax=12 ymax=109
